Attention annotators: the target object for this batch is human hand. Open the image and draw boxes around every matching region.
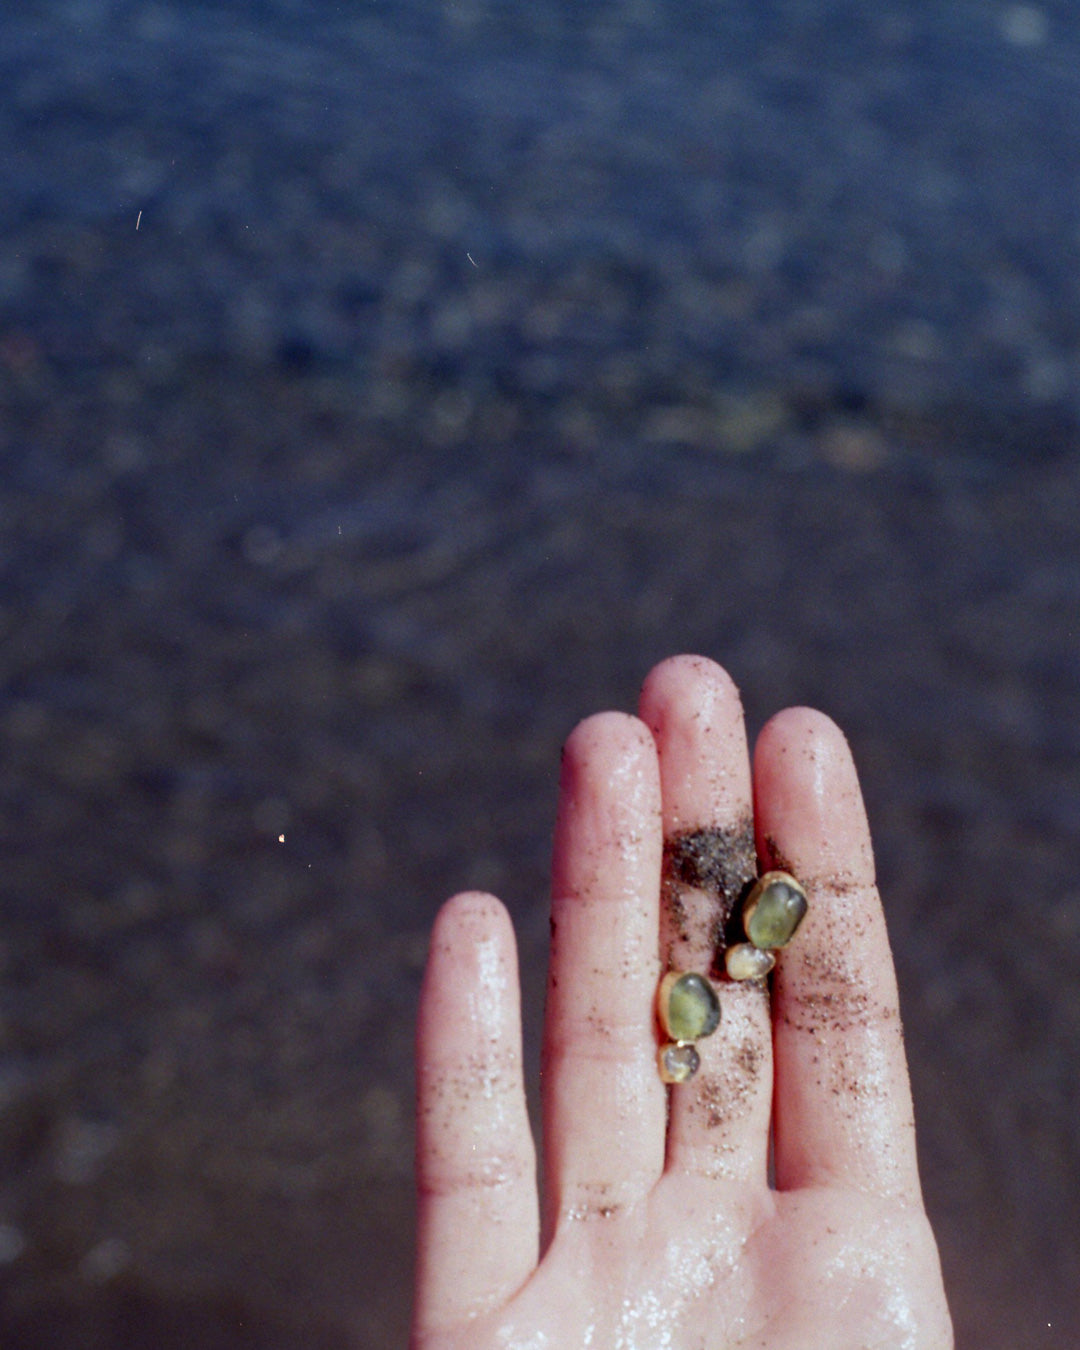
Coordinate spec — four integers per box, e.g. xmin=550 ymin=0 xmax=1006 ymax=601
xmin=412 ymin=656 xmax=953 ymax=1349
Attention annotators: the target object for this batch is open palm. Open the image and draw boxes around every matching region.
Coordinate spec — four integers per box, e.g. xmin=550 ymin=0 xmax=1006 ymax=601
xmin=412 ymin=656 xmax=953 ymax=1349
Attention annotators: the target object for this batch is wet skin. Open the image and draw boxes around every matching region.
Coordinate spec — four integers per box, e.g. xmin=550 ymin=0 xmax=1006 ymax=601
xmin=412 ymin=655 xmax=953 ymax=1350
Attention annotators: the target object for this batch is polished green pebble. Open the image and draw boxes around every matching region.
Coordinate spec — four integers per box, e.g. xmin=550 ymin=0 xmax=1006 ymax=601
xmin=743 ymin=871 xmax=808 ymax=949
xmin=657 ymin=971 xmax=721 ymax=1042
xmin=658 ymin=1041 xmax=701 ymax=1084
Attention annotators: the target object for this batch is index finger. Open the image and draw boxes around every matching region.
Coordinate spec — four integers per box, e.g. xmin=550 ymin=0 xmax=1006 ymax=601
xmin=753 ymin=708 xmax=924 ymax=1203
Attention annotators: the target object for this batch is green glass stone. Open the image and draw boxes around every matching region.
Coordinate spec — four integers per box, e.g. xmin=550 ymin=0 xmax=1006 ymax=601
xmin=743 ymin=871 xmax=808 ymax=950
xmin=657 ymin=971 xmax=721 ymax=1042
xmin=658 ymin=1041 xmax=700 ymax=1084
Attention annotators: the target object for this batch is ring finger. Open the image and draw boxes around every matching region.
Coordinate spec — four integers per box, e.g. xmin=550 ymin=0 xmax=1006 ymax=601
xmin=541 ymin=711 xmax=667 ymax=1232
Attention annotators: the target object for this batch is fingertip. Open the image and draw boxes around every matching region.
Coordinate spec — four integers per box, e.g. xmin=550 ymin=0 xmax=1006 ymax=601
xmin=561 ymin=708 xmax=656 ymax=768
xmin=431 ymin=889 xmax=513 ymax=942
xmin=755 ymin=705 xmax=851 ymax=772
xmin=753 ymin=707 xmax=872 ymax=883
xmin=554 ymin=713 xmax=660 ymax=876
xmin=421 ymin=892 xmax=519 ymax=1041
xmin=425 ymin=891 xmax=515 ymax=984
xmin=638 ymin=654 xmax=751 ymax=838
xmin=639 ymin=653 xmax=742 ymax=731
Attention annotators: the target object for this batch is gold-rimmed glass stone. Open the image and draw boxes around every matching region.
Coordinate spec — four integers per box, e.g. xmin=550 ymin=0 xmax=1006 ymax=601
xmin=725 ymin=942 xmax=776 ymax=981
xmin=658 ymin=1041 xmax=701 ymax=1084
xmin=657 ymin=971 xmax=721 ymax=1042
xmin=742 ymin=871 xmax=808 ymax=949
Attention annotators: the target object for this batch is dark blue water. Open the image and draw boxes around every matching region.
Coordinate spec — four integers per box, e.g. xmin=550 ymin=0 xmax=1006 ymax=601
xmin=3 ymin=0 xmax=1079 ymax=441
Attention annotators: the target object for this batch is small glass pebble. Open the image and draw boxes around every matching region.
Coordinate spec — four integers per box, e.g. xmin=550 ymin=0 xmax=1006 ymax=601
xmin=657 ymin=971 xmax=721 ymax=1042
xmin=743 ymin=871 xmax=808 ymax=949
xmin=725 ymin=942 xmax=776 ymax=981
xmin=658 ymin=1041 xmax=700 ymax=1084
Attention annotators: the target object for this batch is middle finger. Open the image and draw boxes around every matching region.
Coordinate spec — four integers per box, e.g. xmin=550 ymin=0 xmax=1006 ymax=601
xmin=639 ymin=655 xmax=773 ymax=1183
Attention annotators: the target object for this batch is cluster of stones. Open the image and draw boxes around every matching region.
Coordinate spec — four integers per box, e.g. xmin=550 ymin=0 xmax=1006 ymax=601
xmin=724 ymin=871 xmax=808 ymax=981
xmin=657 ymin=873 xmax=808 ymax=1085
xmin=656 ymin=971 xmax=721 ymax=1084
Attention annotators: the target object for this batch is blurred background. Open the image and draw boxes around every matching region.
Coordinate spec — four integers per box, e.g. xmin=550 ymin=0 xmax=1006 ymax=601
xmin=0 ymin=0 xmax=1077 ymax=1346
